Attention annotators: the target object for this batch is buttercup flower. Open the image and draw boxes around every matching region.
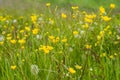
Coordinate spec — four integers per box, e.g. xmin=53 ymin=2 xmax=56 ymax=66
xmin=68 ymin=67 xmax=76 ymax=74
xmin=10 ymin=39 xmax=17 ymax=44
xmin=73 ymin=31 xmax=79 ymax=35
xmin=75 ymin=65 xmax=82 ymax=69
xmin=101 ymin=16 xmax=111 ymax=22
xmin=46 ymin=3 xmax=51 ymax=7
xmin=85 ymin=44 xmax=92 ymax=49
xmin=110 ymin=3 xmax=115 ymax=9
xmin=11 ymin=65 xmax=16 ymax=70
xmin=72 ymin=6 xmax=79 ymax=10
xmin=99 ymin=6 xmax=105 ymax=14
xmin=61 ymin=13 xmax=67 ymax=19
xmin=32 ymin=28 xmax=39 ymax=35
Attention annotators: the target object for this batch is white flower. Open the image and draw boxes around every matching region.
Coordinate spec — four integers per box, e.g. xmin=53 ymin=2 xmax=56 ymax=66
xmin=0 ymin=35 xmax=4 ymax=41
xmin=80 ymin=30 xmax=85 ymax=34
xmin=69 ymin=47 xmax=73 ymax=52
xmin=89 ymin=68 xmax=93 ymax=71
xmin=38 ymin=17 xmax=43 ymax=21
xmin=79 ymin=21 xmax=83 ymax=24
xmin=31 ymin=64 xmax=39 ymax=75
xmin=6 ymin=20 xmax=9 ymax=23
xmin=36 ymin=35 xmax=42 ymax=39
xmin=74 ymin=34 xmax=79 ymax=38
xmin=13 ymin=19 xmax=17 ymax=23
xmin=116 ymin=35 xmax=120 ymax=40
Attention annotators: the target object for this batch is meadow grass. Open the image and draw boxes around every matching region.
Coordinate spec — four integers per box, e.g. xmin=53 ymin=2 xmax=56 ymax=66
xmin=0 ymin=1 xmax=120 ymax=80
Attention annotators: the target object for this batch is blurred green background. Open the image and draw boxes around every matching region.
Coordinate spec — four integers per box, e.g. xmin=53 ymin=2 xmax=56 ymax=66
xmin=0 ymin=0 xmax=119 ymax=15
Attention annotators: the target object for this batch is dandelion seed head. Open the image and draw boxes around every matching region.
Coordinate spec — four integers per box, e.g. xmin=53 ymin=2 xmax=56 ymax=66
xmin=31 ymin=64 xmax=39 ymax=75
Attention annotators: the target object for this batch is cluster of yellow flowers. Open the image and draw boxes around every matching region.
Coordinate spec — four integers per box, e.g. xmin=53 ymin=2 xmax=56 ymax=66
xmin=39 ymin=45 xmax=53 ymax=54
xmin=96 ymin=25 xmax=111 ymax=46
xmin=99 ymin=4 xmax=115 ymax=22
xmin=84 ymin=14 xmax=96 ymax=23
xmin=101 ymin=16 xmax=111 ymax=22
xmin=68 ymin=65 xmax=82 ymax=74
xmin=100 ymin=52 xmax=117 ymax=60
xmin=71 ymin=6 xmax=79 ymax=10
xmin=0 ymin=2 xmax=118 ymax=77
xmin=49 ymin=35 xmax=60 ymax=43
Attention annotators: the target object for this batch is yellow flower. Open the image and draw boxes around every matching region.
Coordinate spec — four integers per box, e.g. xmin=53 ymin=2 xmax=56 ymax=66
xmin=20 ymin=30 xmax=24 ymax=33
xmin=47 ymin=46 xmax=53 ymax=50
xmin=84 ymin=18 xmax=93 ymax=23
xmin=49 ymin=35 xmax=55 ymax=40
xmin=85 ymin=14 xmax=96 ymax=19
xmin=32 ymin=28 xmax=39 ymax=35
xmin=44 ymin=49 xmax=50 ymax=54
xmin=73 ymin=31 xmax=78 ymax=35
xmin=61 ymin=13 xmax=67 ymax=19
xmin=0 ymin=41 xmax=4 ymax=45
xmin=11 ymin=26 xmax=14 ymax=30
xmin=25 ymin=26 xmax=30 ymax=31
xmin=46 ymin=3 xmax=51 ymax=7
xmin=55 ymin=37 xmax=60 ymax=42
xmin=109 ymin=55 xmax=114 ymax=59
xmin=52 ymin=37 xmax=60 ymax=43
xmin=108 ymin=31 xmax=112 ymax=35
xmin=82 ymin=11 xmax=87 ymax=15
xmin=75 ymin=65 xmax=82 ymax=69
xmin=18 ymin=39 xmax=26 ymax=44
xmin=85 ymin=44 xmax=92 ymax=49
xmin=110 ymin=3 xmax=115 ymax=9
xmin=22 ymin=59 xmax=25 ymax=62
xmin=97 ymin=35 xmax=102 ymax=40
xmin=101 ymin=16 xmax=111 ymax=22
xmin=31 ymin=14 xmax=37 ymax=23
xmin=39 ymin=45 xmax=53 ymax=54
xmin=49 ymin=18 xmax=54 ymax=25
xmin=100 ymin=31 xmax=104 ymax=37
xmin=10 ymin=39 xmax=17 ymax=44
xmin=21 ymin=46 xmax=25 ymax=49
xmin=114 ymin=53 xmax=117 ymax=56
xmin=100 ymin=53 xmax=106 ymax=57
xmin=11 ymin=65 xmax=16 ymax=70
xmin=83 ymin=23 xmax=89 ymax=29
xmin=62 ymin=38 xmax=67 ymax=43
xmin=104 ymin=25 xmax=110 ymax=31
xmin=72 ymin=14 xmax=76 ymax=18
xmin=99 ymin=6 xmax=105 ymax=14
xmin=6 ymin=36 xmax=12 ymax=40
xmin=7 ymin=34 xmax=11 ymax=36
xmin=68 ymin=67 xmax=76 ymax=74
xmin=71 ymin=6 xmax=79 ymax=10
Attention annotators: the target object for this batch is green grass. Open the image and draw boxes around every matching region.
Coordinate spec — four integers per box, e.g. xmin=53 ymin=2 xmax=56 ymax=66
xmin=0 ymin=0 xmax=120 ymax=15
xmin=0 ymin=1 xmax=120 ymax=80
